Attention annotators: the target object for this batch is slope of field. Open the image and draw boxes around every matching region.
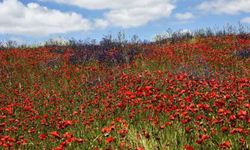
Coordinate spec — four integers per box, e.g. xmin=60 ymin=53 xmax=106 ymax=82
xmin=0 ymin=35 xmax=249 ymax=149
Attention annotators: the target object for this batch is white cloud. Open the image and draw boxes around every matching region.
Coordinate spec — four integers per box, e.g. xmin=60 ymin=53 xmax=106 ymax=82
xmin=241 ymin=17 xmax=250 ymax=23
xmin=94 ymin=19 xmax=109 ymax=29
xmin=198 ymin=0 xmax=250 ymax=15
xmin=106 ymin=3 xmax=174 ymax=28
xmin=45 ymin=0 xmax=175 ymax=28
xmin=175 ymin=12 xmax=194 ymax=21
xmin=44 ymin=0 xmax=173 ymax=10
xmin=0 ymin=0 xmax=92 ymax=36
xmin=43 ymin=0 xmax=132 ymax=10
xmin=0 ymin=0 xmax=176 ymax=36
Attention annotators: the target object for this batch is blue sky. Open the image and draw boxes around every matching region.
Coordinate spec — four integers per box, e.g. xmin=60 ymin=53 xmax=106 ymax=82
xmin=0 ymin=0 xmax=250 ymax=44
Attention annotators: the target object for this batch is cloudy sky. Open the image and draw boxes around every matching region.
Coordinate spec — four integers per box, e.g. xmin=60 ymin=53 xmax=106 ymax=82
xmin=0 ymin=0 xmax=250 ymax=44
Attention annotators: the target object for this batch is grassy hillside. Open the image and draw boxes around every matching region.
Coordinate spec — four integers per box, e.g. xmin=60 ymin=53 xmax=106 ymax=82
xmin=0 ymin=34 xmax=249 ymax=149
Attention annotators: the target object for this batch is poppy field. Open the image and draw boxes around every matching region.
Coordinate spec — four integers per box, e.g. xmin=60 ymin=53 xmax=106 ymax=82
xmin=0 ymin=34 xmax=249 ymax=149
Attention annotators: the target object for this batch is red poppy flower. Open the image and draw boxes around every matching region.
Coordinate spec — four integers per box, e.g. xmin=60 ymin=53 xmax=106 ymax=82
xmin=75 ymin=138 xmax=84 ymax=143
xmin=63 ymin=132 xmax=73 ymax=139
xmin=105 ymin=137 xmax=115 ymax=143
xmin=239 ymin=138 xmax=246 ymax=145
xmin=63 ymin=120 xmax=73 ymax=127
xmin=238 ymin=110 xmax=247 ymax=119
xmin=221 ymin=126 xmax=228 ymax=132
xmin=184 ymin=145 xmax=194 ymax=150
xmin=219 ymin=141 xmax=231 ymax=149
xmin=50 ymin=131 xmax=60 ymax=138
xmin=39 ymin=134 xmax=47 ymax=140
xmin=136 ymin=147 xmax=144 ymax=150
